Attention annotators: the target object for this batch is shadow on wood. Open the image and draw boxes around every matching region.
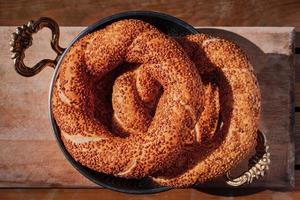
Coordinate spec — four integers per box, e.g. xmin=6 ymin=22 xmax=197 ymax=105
xmin=192 ymin=28 xmax=295 ymax=190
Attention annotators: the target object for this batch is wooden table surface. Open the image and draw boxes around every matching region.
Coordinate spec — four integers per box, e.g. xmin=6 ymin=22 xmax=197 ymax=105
xmin=1 ymin=0 xmax=300 ymax=199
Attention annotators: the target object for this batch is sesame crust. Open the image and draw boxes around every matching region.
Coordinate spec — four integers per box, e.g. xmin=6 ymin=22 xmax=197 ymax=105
xmin=52 ymin=19 xmax=260 ymax=187
xmin=52 ymin=19 xmax=204 ymax=178
xmin=109 ymin=34 xmax=260 ymax=187
xmin=151 ymin=35 xmax=261 ymax=187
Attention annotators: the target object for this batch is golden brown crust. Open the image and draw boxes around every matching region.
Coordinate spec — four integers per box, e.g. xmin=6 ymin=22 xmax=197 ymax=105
xmin=151 ymin=34 xmax=261 ymax=187
xmin=52 ymin=19 xmax=204 ymax=178
xmin=52 ymin=19 xmax=260 ymax=187
xmin=91 ymin=32 xmax=260 ymax=187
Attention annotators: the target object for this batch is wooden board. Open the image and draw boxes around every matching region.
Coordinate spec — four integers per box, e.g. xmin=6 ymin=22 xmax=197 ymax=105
xmin=1 ymin=185 xmax=300 ymax=200
xmin=1 ymin=0 xmax=300 ymax=28
xmin=0 ymin=26 xmax=295 ymax=187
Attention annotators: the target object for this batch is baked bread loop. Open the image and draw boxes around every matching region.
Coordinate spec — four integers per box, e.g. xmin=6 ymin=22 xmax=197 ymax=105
xmin=151 ymin=34 xmax=261 ymax=187
xmin=112 ymin=69 xmax=151 ymax=135
xmin=52 ymin=20 xmax=204 ymax=178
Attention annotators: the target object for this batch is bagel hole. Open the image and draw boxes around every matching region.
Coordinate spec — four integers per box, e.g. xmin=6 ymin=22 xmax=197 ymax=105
xmin=92 ymin=62 xmax=163 ymax=137
xmin=145 ymin=87 xmax=163 ymax=118
xmin=93 ymin=62 xmax=133 ymax=135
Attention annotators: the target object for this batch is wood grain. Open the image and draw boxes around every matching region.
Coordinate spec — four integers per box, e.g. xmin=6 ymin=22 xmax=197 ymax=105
xmin=295 ymin=32 xmax=300 ymax=107
xmin=2 ymin=0 xmax=300 ymax=107
xmin=1 ymin=186 xmax=300 ymax=200
xmin=0 ymin=0 xmax=300 ymax=28
xmin=0 ymin=0 xmax=299 ymax=198
xmin=296 ymin=113 xmax=300 ymax=163
xmin=0 ymin=26 xmax=294 ymax=188
xmin=2 ymin=169 xmax=300 ymax=200
xmin=0 ymin=27 xmax=95 ymax=188
xmin=2 ymin=171 xmax=300 ymax=199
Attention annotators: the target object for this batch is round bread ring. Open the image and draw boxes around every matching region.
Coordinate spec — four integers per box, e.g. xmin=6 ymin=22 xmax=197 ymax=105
xmin=108 ymin=34 xmax=260 ymax=187
xmin=112 ymin=66 xmax=220 ymax=144
xmin=112 ymin=34 xmax=260 ymax=187
xmin=52 ymin=20 xmax=204 ymax=178
xmin=112 ymin=68 xmax=153 ymax=136
xmin=151 ymin=34 xmax=261 ymax=187
xmin=110 ymin=35 xmax=221 ymax=186
xmin=111 ymin=64 xmax=164 ymax=136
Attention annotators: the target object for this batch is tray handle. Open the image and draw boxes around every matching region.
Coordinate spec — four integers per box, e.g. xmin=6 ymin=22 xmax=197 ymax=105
xmin=225 ymin=130 xmax=271 ymax=186
xmin=10 ymin=17 xmax=65 ymax=77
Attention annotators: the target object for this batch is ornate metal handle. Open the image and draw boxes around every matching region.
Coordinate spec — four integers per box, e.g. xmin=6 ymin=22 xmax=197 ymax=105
xmin=10 ymin=17 xmax=65 ymax=77
xmin=226 ymin=130 xmax=270 ymax=186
